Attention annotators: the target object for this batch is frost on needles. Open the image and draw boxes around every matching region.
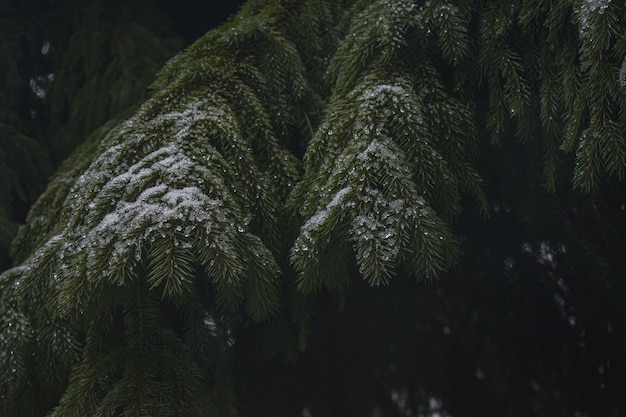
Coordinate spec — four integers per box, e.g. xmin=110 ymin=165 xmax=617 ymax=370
xmin=2 ymin=0 xmax=626 ymax=415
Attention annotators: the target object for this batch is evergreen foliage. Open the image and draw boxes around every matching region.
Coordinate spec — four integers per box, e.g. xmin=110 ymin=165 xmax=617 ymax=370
xmin=0 ymin=0 xmax=182 ymax=272
xmin=45 ymin=0 xmax=184 ymax=163
xmin=1 ymin=0 xmax=625 ymax=416
xmin=0 ymin=0 xmax=53 ymax=271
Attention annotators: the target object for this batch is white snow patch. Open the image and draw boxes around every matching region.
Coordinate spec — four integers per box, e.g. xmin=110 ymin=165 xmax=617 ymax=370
xmin=294 ymin=187 xmax=352 ymax=254
xmin=357 ymin=139 xmax=399 ymax=164
xmin=579 ymin=0 xmax=611 ymax=34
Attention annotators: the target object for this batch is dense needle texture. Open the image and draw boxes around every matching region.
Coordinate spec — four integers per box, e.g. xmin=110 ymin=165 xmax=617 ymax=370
xmin=1 ymin=0 xmax=625 ymax=416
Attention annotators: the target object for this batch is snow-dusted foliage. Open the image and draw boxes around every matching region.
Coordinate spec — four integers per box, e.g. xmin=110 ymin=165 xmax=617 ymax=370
xmin=3 ymin=0 xmax=626 ymax=415
xmin=291 ymin=1 xmax=482 ymax=293
xmin=291 ymin=75 xmax=464 ymax=292
xmin=9 ymin=90 xmax=288 ymax=318
xmin=1 ymin=93 xmax=288 ymax=415
xmin=579 ymin=0 xmax=611 ymax=34
xmin=0 ymin=3 xmax=305 ymax=413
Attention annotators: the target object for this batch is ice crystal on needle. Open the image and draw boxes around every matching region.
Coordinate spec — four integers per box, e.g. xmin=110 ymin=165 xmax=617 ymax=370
xmin=293 ymin=186 xmax=352 ymax=255
xmin=579 ymin=0 xmax=611 ymax=34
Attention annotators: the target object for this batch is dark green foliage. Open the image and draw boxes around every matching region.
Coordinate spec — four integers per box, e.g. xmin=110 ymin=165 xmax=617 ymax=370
xmin=45 ymin=0 xmax=184 ymax=163
xmin=0 ymin=0 xmax=54 ymax=271
xmin=0 ymin=0 xmax=182 ymax=272
xmin=473 ymin=0 xmax=626 ymax=191
xmin=0 ymin=128 xmax=51 ymax=256
xmin=1 ymin=0 xmax=625 ymax=416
